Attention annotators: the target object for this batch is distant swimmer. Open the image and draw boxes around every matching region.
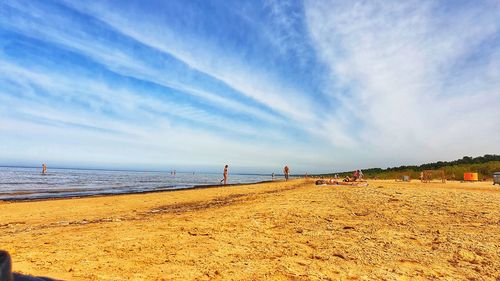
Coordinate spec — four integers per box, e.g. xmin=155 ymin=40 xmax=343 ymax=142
xmin=220 ymin=164 xmax=228 ymax=185
xmin=284 ymin=165 xmax=289 ymax=181
xmin=42 ymin=163 xmax=47 ymax=174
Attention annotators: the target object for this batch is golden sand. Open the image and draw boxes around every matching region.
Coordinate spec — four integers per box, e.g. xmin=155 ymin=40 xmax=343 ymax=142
xmin=1 ymin=179 xmax=499 ymax=280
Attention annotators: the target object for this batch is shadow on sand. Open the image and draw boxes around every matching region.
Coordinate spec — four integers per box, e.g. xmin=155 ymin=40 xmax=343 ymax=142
xmin=0 ymin=250 xmax=57 ymax=281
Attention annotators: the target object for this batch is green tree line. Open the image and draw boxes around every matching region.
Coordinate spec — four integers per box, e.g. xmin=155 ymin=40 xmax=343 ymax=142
xmin=318 ymin=155 xmax=500 ymax=180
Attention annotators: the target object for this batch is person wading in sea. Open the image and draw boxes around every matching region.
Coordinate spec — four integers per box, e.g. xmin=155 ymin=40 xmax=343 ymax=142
xmin=220 ymin=165 xmax=228 ymax=185
xmin=284 ymin=165 xmax=290 ymax=181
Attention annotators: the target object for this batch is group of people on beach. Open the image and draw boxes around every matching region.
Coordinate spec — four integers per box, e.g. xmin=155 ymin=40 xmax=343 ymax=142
xmin=315 ymin=169 xmax=367 ymax=186
xmin=343 ymin=169 xmax=363 ymax=182
xmin=220 ymin=164 xmax=290 ymax=185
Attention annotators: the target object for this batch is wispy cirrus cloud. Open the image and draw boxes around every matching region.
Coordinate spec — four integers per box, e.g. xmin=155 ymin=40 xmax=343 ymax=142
xmin=0 ymin=1 xmax=284 ymax=126
xmin=59 ymin=0 xmax=323 ymax=123
xmin=305 ymin=0 xmax=500 ymax=163
xmin=0 ymin=0 xmax=334 ymax=172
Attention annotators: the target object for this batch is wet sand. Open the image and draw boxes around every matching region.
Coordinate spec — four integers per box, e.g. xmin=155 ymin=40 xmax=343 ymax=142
xmin=1 ymin=179 xmax=499 ymax=280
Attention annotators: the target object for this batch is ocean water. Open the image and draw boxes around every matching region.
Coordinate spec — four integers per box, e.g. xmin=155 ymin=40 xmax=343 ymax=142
xmin=0 ymin=167 xmax=275 ymax=200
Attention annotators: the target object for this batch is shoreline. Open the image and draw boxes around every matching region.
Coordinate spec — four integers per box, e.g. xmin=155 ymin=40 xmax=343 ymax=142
xmin=0 ymin=178 xmax=494 ymax=203
xmin=0 ymin=179 xmax=279 ymax=203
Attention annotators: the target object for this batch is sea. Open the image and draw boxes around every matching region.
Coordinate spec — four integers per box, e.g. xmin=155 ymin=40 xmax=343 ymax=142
xmin=0 ymin=167 xmax=275 ymax=201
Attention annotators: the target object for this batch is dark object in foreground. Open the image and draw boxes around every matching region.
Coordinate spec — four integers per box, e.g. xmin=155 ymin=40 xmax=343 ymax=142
xmin=0 ymin=251 xmax=57 ymax=281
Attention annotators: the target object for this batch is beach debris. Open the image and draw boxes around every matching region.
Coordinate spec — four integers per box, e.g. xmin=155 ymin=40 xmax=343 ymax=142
xmin=343 ymin=226 xmax=355 ymax=230
xmin=0 ymin=222 xmax=26 ymax=229
xmin=188 ymin=230 xmax=210 ymax=236
xmin=310 ymin=254 xmax=328 ymax=260
xmin=455 ymin=249 xmax=483 ymax=264
xmin=332 ymin=253 xmax=346 ymax=260
xmin=146 ymin=193 xmax=249 ymax=215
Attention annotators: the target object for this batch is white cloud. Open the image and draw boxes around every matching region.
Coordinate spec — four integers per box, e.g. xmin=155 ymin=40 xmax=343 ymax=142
xmin=0 ymin=60 xmax=284 ymax=140
xmin=0 ymin=0 xmax=284 ymax=127
xmin=59 ymin=0 xmax=320 ymax=125
xmin=305 ymin=0 xmax=500 ymax=162
xmin=0 ymin=61 xmax=330 ymax=172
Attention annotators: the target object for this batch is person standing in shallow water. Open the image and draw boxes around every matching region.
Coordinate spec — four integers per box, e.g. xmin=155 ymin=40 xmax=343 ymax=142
xmin=42 ymin=163 xmax=47 ymax=174
xmin=284 ymin=165 xmax=290 ymax=181
xmin=221 ymin=165 xmax=228 ymax=185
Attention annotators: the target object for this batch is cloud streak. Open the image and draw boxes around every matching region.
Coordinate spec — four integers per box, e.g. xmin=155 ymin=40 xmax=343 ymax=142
xmin=305 ymin=0 xmax=500 ymax=163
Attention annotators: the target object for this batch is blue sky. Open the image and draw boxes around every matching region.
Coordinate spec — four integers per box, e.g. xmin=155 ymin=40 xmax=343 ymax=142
xmin=0 ymin=0 xmax=499 ymax=173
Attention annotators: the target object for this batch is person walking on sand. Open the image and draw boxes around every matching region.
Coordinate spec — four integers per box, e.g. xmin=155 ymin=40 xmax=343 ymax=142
xmin=42 ymin=163 xmax=47 ymax=174
xmin=284 ymin=165 xmax=290 ymax=181
xmin=220 ymin=165 xmax=229 ymax=185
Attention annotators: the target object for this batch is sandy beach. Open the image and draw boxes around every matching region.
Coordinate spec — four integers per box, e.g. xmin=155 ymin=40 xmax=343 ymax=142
xmin=1 ymin=179 xmax=499 ymax=280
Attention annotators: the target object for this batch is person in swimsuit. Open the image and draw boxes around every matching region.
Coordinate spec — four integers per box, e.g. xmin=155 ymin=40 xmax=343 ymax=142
xmin=284 ymin=165 xmax=290 ymax=181
xmin=221 ymin=165 xmax=228 ymax=185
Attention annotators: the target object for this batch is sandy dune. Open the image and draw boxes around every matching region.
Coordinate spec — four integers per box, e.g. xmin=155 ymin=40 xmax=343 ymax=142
xmin=1 ymin=179 xmax=499 ymax=280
